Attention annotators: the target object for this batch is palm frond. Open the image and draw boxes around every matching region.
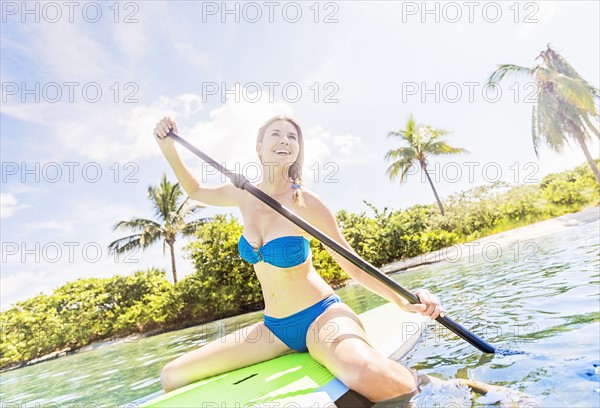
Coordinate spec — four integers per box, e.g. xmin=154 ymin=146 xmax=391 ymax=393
xmin=422 ymin=126 xmax=451 ymax=140
xmin=552 ymin=73 xmax=598 ymax=113
xmin=176 ymin=196 xmax=206 ymax=218
xmin=406 ymin=114 xmax=417 ymax=139
xmin=384 ymin=147 xmax=416 ymax=162
xmin=147 ymin=184 xmax=167 ymax=222
xmin=112 ymin=218 xmax=162 ymax=232
xmin=168 ymin=182 xmax=183 ymax=213
xmin=486 ymin=64 xmax=533 ymax=88
xmin=147 ymin=175 xmax=184 ymax=223
xmin=385 ymin=158 xmax=416 ymax=184
xmin=107 ymin=233 xmax=143 ymax=254
xmin=537 ymin=87 xmax=567 ymax=151
xmin=590 ymin=85 xmax=600 ymax=100
xmin=181 ymin=217 xmax=212 ymax=237
xmin=388 ymin=114 xmax=419 ymax=145
xmin=543 ymin=45 xmax=583 ymax=80
xmin=427 ymin=141 xmax=469 ymax=155
xmin=581 ymin=114 xmax=600 ymax=139
xmin=532 ymin=103 xmax=541 ymax=156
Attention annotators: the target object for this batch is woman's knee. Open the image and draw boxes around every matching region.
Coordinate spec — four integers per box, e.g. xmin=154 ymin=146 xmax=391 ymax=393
xmin=160 ymin=360 xmax=194 ymax=393
xmin=160 ymin=361 xmax=180 ymax=392
xmin=336 ymin=356 xmax=372 ymax=387
xmin=340 ymin=358 xmax=417 ymax=401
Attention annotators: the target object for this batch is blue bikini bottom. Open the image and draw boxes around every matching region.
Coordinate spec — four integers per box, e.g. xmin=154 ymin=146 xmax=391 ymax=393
xmin=264 ymin=294 xmax=343 ymax=353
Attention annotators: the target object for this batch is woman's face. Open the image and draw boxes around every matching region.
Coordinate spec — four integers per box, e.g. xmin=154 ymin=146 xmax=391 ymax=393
xmin=256 ymin=120 xmax=300 ymax=167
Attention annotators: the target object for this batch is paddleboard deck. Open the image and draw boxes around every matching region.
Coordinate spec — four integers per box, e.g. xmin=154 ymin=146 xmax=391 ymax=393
xmin=136 ymin=302 xmax=430 ymax=408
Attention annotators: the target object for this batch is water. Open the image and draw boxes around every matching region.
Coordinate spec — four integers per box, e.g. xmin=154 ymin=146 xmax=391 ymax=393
xmin=400 ymin=216 xmax=600 ymax=407
xmin=1 ymin=217 xmax=598 ymax=407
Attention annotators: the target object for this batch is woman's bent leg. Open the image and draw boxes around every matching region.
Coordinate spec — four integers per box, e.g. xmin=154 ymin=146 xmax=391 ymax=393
xmin=305 ymin=303 xmax=418 ymax=402
xmin=160 ymin=321 xmax=294 ymax=392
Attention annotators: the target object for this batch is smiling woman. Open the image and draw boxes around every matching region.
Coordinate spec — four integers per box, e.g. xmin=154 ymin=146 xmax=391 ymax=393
xmin=152 ymin=115 xmax=446 ymax=404
xmin=254 ymin=116 xmax=306 ymax=208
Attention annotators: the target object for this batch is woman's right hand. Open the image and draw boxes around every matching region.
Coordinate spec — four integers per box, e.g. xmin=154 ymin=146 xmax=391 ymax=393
xmin=153 ymin=117 xmax=178 ymax=149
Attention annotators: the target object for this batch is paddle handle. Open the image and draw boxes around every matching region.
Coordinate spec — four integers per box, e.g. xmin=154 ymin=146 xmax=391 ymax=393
xmin=166 ymin=131 xmax=497 ymax=354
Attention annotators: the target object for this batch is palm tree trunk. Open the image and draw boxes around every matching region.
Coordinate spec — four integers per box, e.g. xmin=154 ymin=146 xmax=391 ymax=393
xmin=422 ymin=166 xmax=446 ymax=215
xmin=169 ymin=242 xmax=178 ymax=284
xmin=571 ymin=123 xmax=600 ymax=186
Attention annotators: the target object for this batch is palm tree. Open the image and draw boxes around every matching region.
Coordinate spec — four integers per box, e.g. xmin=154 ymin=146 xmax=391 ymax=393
xmin=385 ymin=114 xmax=469 ymax=215
xmin=486 ymin=44 xmax=600 ymax=185
xmin=108 ymin=174 xmax=209 ymax=283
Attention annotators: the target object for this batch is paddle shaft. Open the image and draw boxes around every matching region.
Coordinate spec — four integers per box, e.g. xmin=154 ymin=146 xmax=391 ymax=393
xmin=166 ymin=131 xmax=497 ymax=354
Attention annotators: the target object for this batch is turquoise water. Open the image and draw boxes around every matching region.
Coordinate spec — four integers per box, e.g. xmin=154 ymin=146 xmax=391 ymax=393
xmin=1 ymin=216 xmax=598 ymax=407
xmin=403 ymin=216 xmax=600 ymax=407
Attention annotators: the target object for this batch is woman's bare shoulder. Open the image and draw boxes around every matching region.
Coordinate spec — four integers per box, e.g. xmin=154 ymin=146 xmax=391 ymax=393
xmin=298 ymin=187 xmax=320 ymax=205
xmin=298 ymin=188 xmax=334 ymax=217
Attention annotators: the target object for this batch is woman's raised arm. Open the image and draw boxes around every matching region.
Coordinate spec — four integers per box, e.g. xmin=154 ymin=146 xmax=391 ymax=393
xmin=154 ymin=117 xmax=240 ymax=207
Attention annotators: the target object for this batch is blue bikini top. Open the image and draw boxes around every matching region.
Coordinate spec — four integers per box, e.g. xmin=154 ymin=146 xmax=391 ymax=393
xmin=238 ymin=234 xmax=310 ymax=268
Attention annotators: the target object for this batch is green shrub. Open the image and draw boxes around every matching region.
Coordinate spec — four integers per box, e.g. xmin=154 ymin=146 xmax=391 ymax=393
xmin=540 ymin=161 xmax=599 ymax=206
xmin=181 ymin=214 xmax=263 ymax=321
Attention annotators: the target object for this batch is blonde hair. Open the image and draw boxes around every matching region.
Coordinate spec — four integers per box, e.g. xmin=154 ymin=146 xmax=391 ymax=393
xmin=257 ymin=115 xmax=306 ymax=207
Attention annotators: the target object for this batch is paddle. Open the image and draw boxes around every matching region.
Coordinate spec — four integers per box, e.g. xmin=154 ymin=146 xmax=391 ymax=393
xmin=165 ymin=130 xmax=501 ymax=354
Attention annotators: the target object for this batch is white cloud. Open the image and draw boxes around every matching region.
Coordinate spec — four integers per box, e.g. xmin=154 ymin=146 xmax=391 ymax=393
xmin=332 ymin=133 xmax=363 ymax=156
xmin=303 ymin=124 xmax=369 ymax=168
xmin=2 ymin=94 xmax=206 ymax=163
xmin=0 ymin=193 xmax=29 ymax=218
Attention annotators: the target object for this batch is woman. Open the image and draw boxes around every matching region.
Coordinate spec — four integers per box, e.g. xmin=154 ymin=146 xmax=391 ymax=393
xmin=153 ymin=115 xmax=445 ymax=404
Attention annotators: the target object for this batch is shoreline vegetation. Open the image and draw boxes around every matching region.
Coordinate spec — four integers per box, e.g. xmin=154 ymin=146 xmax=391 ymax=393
xmin=2 ymin=161 xmax=599 ymax=372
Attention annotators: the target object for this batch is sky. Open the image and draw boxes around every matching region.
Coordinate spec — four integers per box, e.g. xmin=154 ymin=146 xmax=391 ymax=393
xmin=1 ymin=1 xmax=599 ymax=311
